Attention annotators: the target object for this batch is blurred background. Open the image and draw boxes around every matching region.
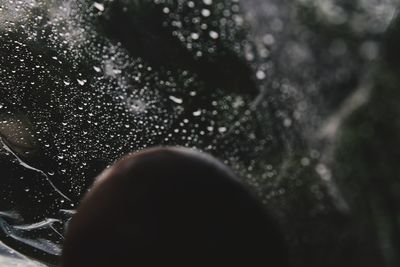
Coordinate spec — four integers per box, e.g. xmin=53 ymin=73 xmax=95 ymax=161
xmin=0 ymin=0 xmax=399 ymax=266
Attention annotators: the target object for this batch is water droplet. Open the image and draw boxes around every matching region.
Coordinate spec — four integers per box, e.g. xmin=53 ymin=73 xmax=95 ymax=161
xmin=209 ymin=31 xmax=219 ymax=39
xmin=256 ymin=70 xmax=266 ymax=80
xmin=163 ymin=7 xmax=170 ymax=14
xmin=218 ymin=127 xmax=227 ymax=133
xmin=201 ymin=9 xmax=211 ymax=17
xmin=169 ymin=96 xmax=183 ymax=104
xmin=283 ymin=118 xmax=292 ymax=127
xmin=93 ymin=2 xmax=104 ymax=12
xmin=301 ymin=158 xmax=311 ymax=166
xmin=191 ymin=32 xmax=200 ymax=40
xmin=193 ymin=110 xmax=202 ymax=116
xmin=262 ymin=34 xmax=275 ymax=46
xmin=77 ymin=79 xmax=87 ymax=86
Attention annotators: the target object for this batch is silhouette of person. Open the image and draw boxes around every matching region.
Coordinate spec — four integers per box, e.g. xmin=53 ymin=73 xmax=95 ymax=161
xmin=61 ymin=147 xmax=288 ymax=267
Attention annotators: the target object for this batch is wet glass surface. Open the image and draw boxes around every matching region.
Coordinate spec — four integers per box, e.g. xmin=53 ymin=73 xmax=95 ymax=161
xmin=0 ymin=0 xmax=399 ymax=266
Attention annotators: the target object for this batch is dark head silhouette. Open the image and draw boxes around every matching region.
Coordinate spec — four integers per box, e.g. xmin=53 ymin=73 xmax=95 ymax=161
xmin=61 ymin=147 xmax=288 ymax=267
